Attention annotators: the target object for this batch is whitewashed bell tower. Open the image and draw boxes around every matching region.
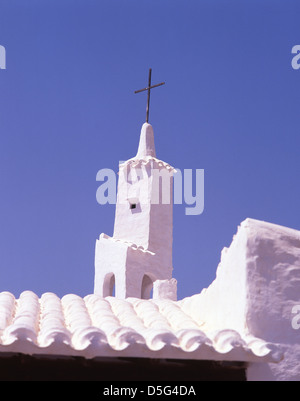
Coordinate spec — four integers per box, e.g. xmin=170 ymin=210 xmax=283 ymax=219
xmin=94 ymin=69 xmax=177 ymax=300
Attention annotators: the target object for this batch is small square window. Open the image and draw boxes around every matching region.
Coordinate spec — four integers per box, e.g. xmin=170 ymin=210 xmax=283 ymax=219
xmin=130 ymin=203 xmax=137 ymax=210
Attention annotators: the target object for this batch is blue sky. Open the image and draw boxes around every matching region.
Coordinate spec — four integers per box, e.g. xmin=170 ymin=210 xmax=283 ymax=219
xmin=0 ymin=0 xmax=299 ymax=300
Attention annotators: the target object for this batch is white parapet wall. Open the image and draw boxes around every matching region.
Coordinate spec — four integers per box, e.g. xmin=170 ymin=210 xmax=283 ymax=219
xmin=180 ymin=218 xmax=300 ymax=381
xmin=153 ymin=278 xmax=177 ymax=301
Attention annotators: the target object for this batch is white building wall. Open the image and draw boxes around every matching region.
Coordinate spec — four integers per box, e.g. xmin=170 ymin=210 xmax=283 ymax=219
xmin=180 ymin=218 xmax=300 ymax=381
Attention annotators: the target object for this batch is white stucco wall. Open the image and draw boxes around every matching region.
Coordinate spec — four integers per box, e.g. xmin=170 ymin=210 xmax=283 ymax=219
xmin=243 ymin=219 xmax=300 ymax=381
xmin=180 ymin=218 xmax=300 ymax=381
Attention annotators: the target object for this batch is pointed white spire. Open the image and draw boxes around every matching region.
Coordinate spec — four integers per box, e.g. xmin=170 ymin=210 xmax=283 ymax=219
xmin=136 ymin=123 xmax=156 ymax=159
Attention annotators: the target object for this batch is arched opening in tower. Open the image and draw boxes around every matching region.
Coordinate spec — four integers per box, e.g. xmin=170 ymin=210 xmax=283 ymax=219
xmin=103 ymin=273 xmax=115 ymax=297
xmin=141 ymin=274 xmax=154 ymax=300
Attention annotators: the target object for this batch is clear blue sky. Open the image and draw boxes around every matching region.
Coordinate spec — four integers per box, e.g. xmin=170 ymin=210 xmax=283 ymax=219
xmin=0 ymin=0 xmax=299 ymax=300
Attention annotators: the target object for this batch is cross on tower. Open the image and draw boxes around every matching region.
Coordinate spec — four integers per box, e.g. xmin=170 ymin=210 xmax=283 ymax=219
xmin=134 ymin=68 xmax=165 ymax=123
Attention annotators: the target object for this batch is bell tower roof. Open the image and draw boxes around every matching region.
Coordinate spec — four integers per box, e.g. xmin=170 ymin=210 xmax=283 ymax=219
xmin=136 ymin=123 xmax=156 ymax=159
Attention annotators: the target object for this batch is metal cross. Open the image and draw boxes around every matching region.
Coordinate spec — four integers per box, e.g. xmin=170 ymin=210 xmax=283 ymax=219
xmin=134 ymin=68 xmax=165 ymax=123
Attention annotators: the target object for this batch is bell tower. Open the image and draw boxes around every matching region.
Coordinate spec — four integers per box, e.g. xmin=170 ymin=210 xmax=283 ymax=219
xmin=94 ymin=122 xmax=177 ymax=300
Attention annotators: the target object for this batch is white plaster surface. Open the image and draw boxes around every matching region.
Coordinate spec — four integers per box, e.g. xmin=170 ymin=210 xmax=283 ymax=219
xmin=179 ymin=218 xmax=300 ymax=381
xmin=94 ymin=234 xmax=172 ymax=299
xmin=242 ymin=219 xmax=300 ymax=381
